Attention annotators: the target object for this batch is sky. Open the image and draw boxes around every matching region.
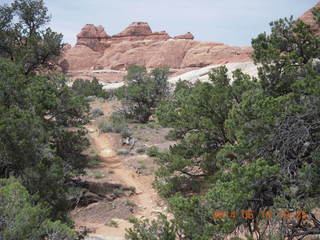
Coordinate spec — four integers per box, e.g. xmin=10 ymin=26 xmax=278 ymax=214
xmin=1 ymin=0 xmax=319 ymax=46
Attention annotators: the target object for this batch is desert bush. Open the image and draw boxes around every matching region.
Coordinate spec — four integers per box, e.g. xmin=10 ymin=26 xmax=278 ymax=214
xmin=147 ymin=146 xmax=159 ymax=157
xmin=88 ymin=172 xmax=104 ymax=179
xmin=0 ymin=178 xmax=79 ymax=240
xmin=117 ymin=149 xmax=130 ymax=155
xmin=105 ymin=219 xmax=119 ymax=228
xmin=146 ymin=121 xmax=160 ymax=129
xmin=109 ymin=112 xmax=128 ymax=133
xmin=120 ymin=128 xmax=132 ymax=138
xmin=98 ymin=119 xmax=113 ymax=133
xmin=72 ymin=78 xmax=109 ymax=99
xmin=138 ymin=161 xmax=146 ymax=169
xmin=125 ymin=214 xmax=176 ymax=240
xmin=135 ymin=148 xmax=146 ymax=153
xmin=91 ymin=108 xmax=104 ymax=118
xmin=87 ymin=155 xmax=101 ymax=167
xmin=125 ymin=200 xmax=137 ymax=207
xmin=97 ymin=112 xmax=129 ymax=136
xmin=118 ymin=66 xmax=169 ymax=123
xmin=113 ymin=188 xmax=124 ymax=197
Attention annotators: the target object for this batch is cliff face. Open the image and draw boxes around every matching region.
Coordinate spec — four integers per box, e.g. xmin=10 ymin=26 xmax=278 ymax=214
xmin=300 ymin=2 xmax=320 ymax=37
xmin=60 ymin=22 xmax=252 ymax=74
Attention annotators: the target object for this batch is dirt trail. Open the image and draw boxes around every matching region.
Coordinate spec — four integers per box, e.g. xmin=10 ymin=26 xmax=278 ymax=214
xmin=80 ymin=124 xmax=165 ymax=239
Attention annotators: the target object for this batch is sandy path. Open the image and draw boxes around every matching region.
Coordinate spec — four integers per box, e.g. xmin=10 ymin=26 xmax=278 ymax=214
xmin=81 ymin=125 xmax=165 ymax=239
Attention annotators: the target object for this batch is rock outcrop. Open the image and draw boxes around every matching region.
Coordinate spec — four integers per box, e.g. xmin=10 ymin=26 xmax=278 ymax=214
xmin=300 ymin=2 xmax=320 ymax=37
xmin=174 ymin=32 xmax=194 ymax=40
xmin=61 ymin=22 xmax=253 ymax=76
xmin=59 ymin=3 xmax=320 ymax=83
xmin=60 ymin=3 xmax=320 ymax=81
xmin=76 ymin=24 xmax=110 ymax=51
xmin=111 ymin=22 xmax=170 ymax=42
xmin=114 ymin=22 xmax=152 ymax=37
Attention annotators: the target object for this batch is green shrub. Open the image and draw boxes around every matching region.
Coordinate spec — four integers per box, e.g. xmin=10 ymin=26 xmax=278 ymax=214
xmin=146 ymin=121 xmax=160 ymax=129
xmin=119 ymin=65 xmax=169 ymax=123
xmin=109 ymin=112 xmax=128 ymax=133
xmin=85 ymin=96 xmax=97 ymax=102
xmin=139 ymin=162 xmax=146 ymax=169
xmin=147 ymin=146 xmax=159 ymax=157
xmin=165 ymin=130 xmax=181 ymax=141
xmin=125 ymin=214 xmax=176 ymax=240
xmin=88 ymin=172 xmax=104 ymax=179
xmin=0 ymin=178 xmax=79 ymax=240
xmin=105 ymin=219 xmax=119 ymax=228
xmin=97 ymin=112 xmax=129 ymax=135
xmin=125 ymin=200 xmax=137 ymax=207
xmin=91 ymin=108 xmax=104 ymax=118
xmin=72 ymin=78 xmax=109 ymax=99
xmin=113 ymin=188 xmax=123 ymax=197
xmin=121 ymin=128 xmax=132 ymax=138
xmin=117 ymin=149 xmax=130 ymax=155
xmin=98 ymin=119 xmax=113 ymax=133
xmin=87 ymin=155 xmax=101 ymax=167
xmin=135 ymin=148 xmax=146 ymax=153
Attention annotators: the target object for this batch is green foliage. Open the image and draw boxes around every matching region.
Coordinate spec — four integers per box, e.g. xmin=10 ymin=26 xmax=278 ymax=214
xmin=72 ymin=78 xmax=109 ymax=99
xmin=87 ymin=155 xmax=102 ymax=167
xmin=97 ymin=111 xmax=130 ymax=136
xmin=155 ymin=66 xmax=257 ymax=195
xmin=0 ymin=59 xmax=90 ymax=220
xmin=105 ymin=220 xmax=119 ymax=228
xmin=135 ymin=148 xmax=146 ymax=153
xmin=121 ymin=127 xmax=132 ymax=138
xmin=0 ymin=178 xmax=79 ymax=240
xmin=88 ymin=172 xmax=104 ymax=179
xmin=146 ymin=146 xmax=159 ymax=157
xmin=168 ymin=194 xmax=220 ymax=240
xmin=119 ymin=65 xmax=169 ymax=123
xmin=125 ymin=200 xmax=137 ymax=207
xmin=148 ymin=5 xmax=320 ymax=240
xmin=205 ymin=159 xmax=281 ymax=233
xmin=117 ymin=149 xmax=130 ymax=155
xmin=0 ymin=0 xmax=91 ymax=237
xmin=0 ymin=0 xmax=63 ymax=75
xmin=97 ymin=118 xmax=113 ymax=133
xmin=125 ymin=214 xmax=176 ymax=240
xmin=110 ymin=111 xmax=129 ymax=133
xmin=91 ymin=108 xmax=104 ymax=118
xmin=113 ymin=188 xmax=124 ymax=197
xmin=251 ymin=16 xmax=320 ymax=96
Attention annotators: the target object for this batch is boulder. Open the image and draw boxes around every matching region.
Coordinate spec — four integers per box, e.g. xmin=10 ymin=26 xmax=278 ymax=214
xmin=174 ymin=32 xmax=194 ymax=40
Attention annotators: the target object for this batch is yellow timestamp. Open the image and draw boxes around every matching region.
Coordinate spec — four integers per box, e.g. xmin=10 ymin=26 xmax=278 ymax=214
xmin=211 ymin=209 xmax=308 ymax=220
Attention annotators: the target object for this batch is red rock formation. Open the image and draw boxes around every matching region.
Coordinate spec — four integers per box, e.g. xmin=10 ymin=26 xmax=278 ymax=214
xmin=63 ymin=43 xmax=72 ymax=51
xmin=76 ymin=24 xmax=110 ymax=51
xmin=61 ymin=45 xmax=102 ymax=71
xmin=174 ymin=32 xmax=194 ymax=40
xmin=300 ymin=2 xmax=320 ymax=37
xmin=114 ymin=22 xmax=152 ymax=37
xmin=111 ymin=22 xmax=170 ymax=41
xmin=60 ymin=4 xmax=319 ymax=82
xmin=61 ymin=22 xmax=253 ymax=76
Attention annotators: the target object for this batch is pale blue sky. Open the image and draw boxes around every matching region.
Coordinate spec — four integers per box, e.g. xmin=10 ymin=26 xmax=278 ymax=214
xmin=1 ymin=0 xmax=319 ymax=46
